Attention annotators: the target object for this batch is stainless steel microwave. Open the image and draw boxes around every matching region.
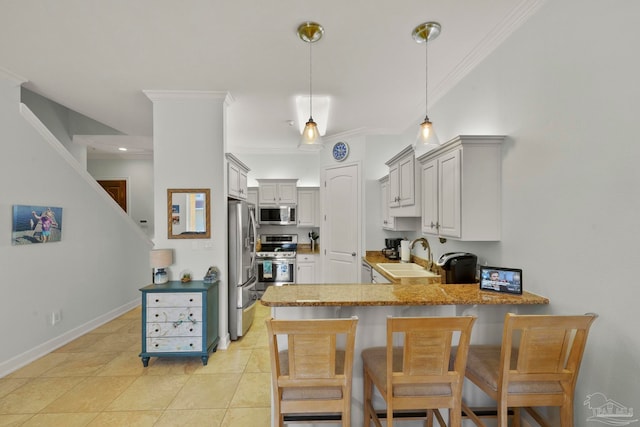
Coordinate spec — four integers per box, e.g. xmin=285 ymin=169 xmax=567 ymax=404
xmin=258 ymin=206 xmax=296 ymax=225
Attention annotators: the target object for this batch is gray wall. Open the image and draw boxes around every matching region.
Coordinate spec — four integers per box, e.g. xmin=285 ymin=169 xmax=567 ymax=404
xmin=87 ymin=158 xmax=155 ymax=239
xmin=0 ymin=74 xmax=152 ymax=375
xmin=399 ymin=0 xmax=640 ymax=418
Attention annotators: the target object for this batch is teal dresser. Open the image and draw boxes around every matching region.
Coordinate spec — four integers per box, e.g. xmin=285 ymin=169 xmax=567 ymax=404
xmin=139 ymin=280 xmax=219 ymax=366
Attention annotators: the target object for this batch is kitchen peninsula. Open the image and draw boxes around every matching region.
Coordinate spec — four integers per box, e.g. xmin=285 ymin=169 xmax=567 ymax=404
xmin=261 ymin=277 xmax=548 ymax=426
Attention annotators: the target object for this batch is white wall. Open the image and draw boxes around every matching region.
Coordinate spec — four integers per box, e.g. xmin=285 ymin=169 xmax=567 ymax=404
xmin=403 ymin=0 xmax=640 ymax=418
xmin=0 ymin=73 xmax=152 ymax=375
xmin=146 ymin=91 xmax=229 ymax=347
xmin=87 ymin=158 xmax=154 ymax=238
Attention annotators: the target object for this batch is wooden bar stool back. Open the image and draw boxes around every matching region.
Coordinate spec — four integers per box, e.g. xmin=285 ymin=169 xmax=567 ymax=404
xmin=462 ymin=313 xmax=598 ymax=427
xmin=265 ymin=316 xmax=358 ymax=426
xmin=362 ymin=316 xmax=476 ymax=427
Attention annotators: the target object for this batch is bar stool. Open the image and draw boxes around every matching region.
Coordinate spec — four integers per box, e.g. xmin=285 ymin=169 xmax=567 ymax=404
xmin=265 ymin=316 xmax=358 ymax=426
xmin=362 ymin=316 xmax=476 ymax=427
xmin=461 ymin=313 xmax=597 ymax=427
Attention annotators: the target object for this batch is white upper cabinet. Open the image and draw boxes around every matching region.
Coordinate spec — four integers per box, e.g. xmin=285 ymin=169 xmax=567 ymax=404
xmin=297 ymin=187 xmax=319 ymax=227
xmin=379 ymin=175 xmax=395 ymax=229
xmin=257 ymin=179 xmax=298 ymax=205
xmin=247 ymin=187 xmax=258 ymax=207
xmin=226 ymin=154 xmax=249 ymax=200
xmin=417 ymin=135 xmax=504 ymax=241
xmin=379 ymin=175 xmax=418 ymax=231
xmin=385 ymin=146 xmax=421 ymax=217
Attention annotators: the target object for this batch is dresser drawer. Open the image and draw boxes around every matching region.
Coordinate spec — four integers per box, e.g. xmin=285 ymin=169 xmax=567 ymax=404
xmin=146 ymin=292 xmax=202 ymax=308
xmin=146 ymin=307 xmax=201 ymax=323
xmin=146 ymin=337 xmax=203 ymax=353
xmin=146 ymin=321 xmax=202 ymax=338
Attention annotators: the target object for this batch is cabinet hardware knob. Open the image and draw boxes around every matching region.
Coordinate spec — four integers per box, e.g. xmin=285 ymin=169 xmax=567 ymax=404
xmin=351 ymin=252 xmax=356 ymax=256
xmin=189 ymin=298 xmax=193 ymax=302
xmin=154 ymin=329 xmax=159 ymax=333
xmin=155 ymin=314 xmax=159 ymax=317
xmin=154 ymin=344 xmax=159 ymax=347
xmin=189 ymin=328 xmax=193 ymax=332
xmin=155 ymin=299 xmax=159 ymax=302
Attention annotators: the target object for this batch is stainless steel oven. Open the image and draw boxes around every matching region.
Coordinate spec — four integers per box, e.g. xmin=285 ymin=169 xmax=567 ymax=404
xmin=257 ymin=258 xmax=296 ymax=289
xmin=256 ymin=234 xmax=297 ymax=291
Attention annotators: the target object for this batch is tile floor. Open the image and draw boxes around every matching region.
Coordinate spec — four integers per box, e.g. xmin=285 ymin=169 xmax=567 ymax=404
xmin=0 ymin=303 xmax=273 ymax=426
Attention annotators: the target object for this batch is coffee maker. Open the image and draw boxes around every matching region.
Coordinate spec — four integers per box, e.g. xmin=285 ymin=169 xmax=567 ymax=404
xmin=382 ymin=238 xmax=402 ymax=260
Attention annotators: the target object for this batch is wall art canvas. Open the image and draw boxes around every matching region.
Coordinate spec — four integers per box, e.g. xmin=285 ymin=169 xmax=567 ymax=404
xmin=12 ymin=205 xmax=63 ymax=245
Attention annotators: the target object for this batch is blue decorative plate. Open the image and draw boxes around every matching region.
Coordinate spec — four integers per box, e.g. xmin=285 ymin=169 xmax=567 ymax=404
xmin=332 ymin=141 xmax=349 ymax=161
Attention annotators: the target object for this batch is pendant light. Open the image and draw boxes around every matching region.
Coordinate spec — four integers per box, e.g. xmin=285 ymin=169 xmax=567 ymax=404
xmin=297 ymin=22 xmax=324 ymax=150
xmin=412 ymin=22 xmax=441 ymax=148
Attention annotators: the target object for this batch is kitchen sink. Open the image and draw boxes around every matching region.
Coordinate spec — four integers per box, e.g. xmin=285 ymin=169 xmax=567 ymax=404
xmin=376 ymin=263 xmax=439 ymax=279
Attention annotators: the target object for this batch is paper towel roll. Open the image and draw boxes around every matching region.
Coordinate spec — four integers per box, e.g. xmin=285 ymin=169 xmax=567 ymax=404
xmin=400 ymin=240 xmax=410 ymax=262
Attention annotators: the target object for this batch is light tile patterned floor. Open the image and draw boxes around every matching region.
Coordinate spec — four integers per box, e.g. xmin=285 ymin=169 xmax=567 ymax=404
xmin=0 ymin=303 xmax=272 ymax=426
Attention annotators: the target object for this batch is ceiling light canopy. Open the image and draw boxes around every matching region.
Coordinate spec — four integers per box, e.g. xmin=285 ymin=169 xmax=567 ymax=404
xmin=297 ymin=21 xmax=325 ymax=151
xmin=412 ymin=21 xmax=441 ymax=149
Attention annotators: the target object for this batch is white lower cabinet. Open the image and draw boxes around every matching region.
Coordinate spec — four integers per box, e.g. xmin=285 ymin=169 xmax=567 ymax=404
xmin=371 ymin=269 xmax=391 ymax=284
xmin=296 ymin=254 xmax=318 ymax=283
xmin=418 ymin=135 xmax=504 ymax=241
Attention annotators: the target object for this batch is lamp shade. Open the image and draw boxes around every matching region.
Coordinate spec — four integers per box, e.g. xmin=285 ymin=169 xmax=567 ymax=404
xmin=150 ymin=249 xmax=173 ymax=268
xmin=415 ymin=117 xmax=440 ymax=147
xmin=299 ymin=118 xmax=324 ymax=149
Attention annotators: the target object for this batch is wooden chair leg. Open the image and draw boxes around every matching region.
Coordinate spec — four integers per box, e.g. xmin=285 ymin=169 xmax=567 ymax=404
xmin=343 ymin=397 xmax=350 ymax=427
xmin=513 ymin=407 xmax=521 ymax=427
xmin=426 ymin=409 xmax=434 ymax=427
xmin=497 ymin=401 xmax=509 ymax=427
xmin=560 ymin=400 xmax=574 ymax=427
xmin=363 ymin=370 xmax=371 ymax=427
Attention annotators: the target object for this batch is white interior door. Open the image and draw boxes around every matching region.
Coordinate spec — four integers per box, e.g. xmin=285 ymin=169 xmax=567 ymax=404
xmin=322 ymin=162 xmax=360 ymax=283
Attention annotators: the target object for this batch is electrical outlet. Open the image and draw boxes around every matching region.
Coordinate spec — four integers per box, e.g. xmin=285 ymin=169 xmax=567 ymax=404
xmin=50 ymin=310 xmax=62 ymax=326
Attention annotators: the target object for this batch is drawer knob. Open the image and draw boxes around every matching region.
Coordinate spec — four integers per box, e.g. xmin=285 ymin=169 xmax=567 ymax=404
xmin=155 ymin=299 xmax=159 ymax=302
xmin=189 ymin=328 xmax=193 ymax=332
xmin=154 ymin=344 xmax=159 ymax=348
xmin=189 ymin=343 xmax=194 ymax=347
xmin=155 ymin=314 xmax=159 ymax=318
xmin=189 ymin=298 xmax=194 ymax=302
xmin=154 ymin=329 xmax=159 ymax=333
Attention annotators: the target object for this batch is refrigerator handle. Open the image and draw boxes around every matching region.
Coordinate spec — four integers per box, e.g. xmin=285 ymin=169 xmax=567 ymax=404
xmin=248 ymin=208 xmax=257 ymax=269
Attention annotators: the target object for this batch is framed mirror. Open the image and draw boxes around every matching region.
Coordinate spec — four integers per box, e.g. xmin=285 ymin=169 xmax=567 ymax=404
xmin=167 ymin=188 xmax=211 ymax=239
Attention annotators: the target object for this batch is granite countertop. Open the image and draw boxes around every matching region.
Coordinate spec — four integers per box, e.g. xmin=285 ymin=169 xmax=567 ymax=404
xmin=261 ymin=250 xmax=549 ymax=307
xmin=296 ymin=245 xmax=320 ymax=255
xmin=260 ymin=283 xmax=549 ymax=307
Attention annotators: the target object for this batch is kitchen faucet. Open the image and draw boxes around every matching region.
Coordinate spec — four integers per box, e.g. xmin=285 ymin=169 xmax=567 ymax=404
xmin=410 ymin=237 xmax=433 ymax=272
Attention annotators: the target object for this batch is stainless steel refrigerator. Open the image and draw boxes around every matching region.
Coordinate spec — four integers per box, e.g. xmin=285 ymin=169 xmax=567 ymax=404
xmin=228 ymin=200 xmax=258 ymax=340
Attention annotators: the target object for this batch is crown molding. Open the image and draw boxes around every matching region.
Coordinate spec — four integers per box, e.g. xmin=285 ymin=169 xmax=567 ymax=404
xmin=143 ymin=90 xmax=234 ymax=106
xmin=409 ymin=0 xmax=547 ymax=130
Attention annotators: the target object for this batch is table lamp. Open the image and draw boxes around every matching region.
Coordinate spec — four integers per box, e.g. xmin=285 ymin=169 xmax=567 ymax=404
xmin=150 ymin=249 xmax=173 ymax=284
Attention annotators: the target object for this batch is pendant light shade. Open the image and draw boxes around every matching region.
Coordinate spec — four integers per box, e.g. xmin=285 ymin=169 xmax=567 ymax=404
xmin=301 ymin=117 xmax=321 ymax=144
xmin=412 ymin=22 xmax=441 ymax=148
xmin=297 ymin=22 xmax=324 ymax=150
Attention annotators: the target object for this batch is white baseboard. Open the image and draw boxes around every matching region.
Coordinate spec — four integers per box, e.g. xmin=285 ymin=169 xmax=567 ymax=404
xmin=217 ymin=333 xmax=231 ymax=350
xmin=0 ymin=299 xmax=140 ymax=378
